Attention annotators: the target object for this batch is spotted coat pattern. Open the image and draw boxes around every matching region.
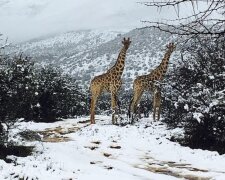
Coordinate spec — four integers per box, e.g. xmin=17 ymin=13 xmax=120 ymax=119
xmin=129 ymin=43 xmax=176 ymax=115
xmin=90 ymin=38 xmax=131 ymax=124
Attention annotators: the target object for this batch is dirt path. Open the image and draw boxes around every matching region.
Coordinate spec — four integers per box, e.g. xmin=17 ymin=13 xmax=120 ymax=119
xmin=29 ymin=118 xmax=225 ymax=180
xmin=135 ymin=154 xmax=213 ymax=180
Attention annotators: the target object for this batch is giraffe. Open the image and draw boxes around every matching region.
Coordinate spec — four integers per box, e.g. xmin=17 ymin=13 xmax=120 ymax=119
xmin=90 ymin=37 xmax=131 ymax=124
xmin=129 ymin=42 xmax=176 ymax=119
xmin=153 ymin=85 xmax=161 ymax=121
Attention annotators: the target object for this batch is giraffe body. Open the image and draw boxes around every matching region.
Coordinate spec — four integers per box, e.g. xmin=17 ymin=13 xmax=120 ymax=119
xmin=129 ymin=43 xmax=176 ymax=118
xmin=90 ymin=38 xmax=131 ymax=124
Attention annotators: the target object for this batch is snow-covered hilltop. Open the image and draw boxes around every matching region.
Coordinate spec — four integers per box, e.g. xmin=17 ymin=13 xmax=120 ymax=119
xmin=8 ymin=28 xmax=179 ymax=89
xmin=16 ymin=30 xmax=122 ymax=54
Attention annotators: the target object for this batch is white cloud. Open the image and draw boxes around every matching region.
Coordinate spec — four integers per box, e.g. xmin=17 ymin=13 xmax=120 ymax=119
xmin=0 ymin=0 xmax=218 ymax=43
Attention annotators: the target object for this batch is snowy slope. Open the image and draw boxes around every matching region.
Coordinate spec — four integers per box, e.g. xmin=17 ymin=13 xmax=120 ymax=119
xmin=1 ymin=115 xmax=225 ymax=180
xmin=10 ymin=29 xmax=122 ymax=65
xmin=8 ymin=28 xmax=179 ymax=89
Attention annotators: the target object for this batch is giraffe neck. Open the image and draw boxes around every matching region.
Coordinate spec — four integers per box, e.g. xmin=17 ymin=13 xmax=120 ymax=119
xmin=148 ymin=48 xmax=174 ymax=80
xmin=159 ymin=49 xmax=173 ymax=71
xmin=109 ymin=46 xmax=128 ymax=77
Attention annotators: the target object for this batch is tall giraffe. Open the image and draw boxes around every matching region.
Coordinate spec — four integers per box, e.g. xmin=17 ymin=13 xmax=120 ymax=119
xmin=129 ymin=42 xmax=176 ymax=118
xmin=90 ymin=37 xmax=131 ymax=124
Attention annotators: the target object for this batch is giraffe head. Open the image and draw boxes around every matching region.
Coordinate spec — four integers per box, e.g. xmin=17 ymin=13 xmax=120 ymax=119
xmin=122 ymin=37 xmax=131 ymax=49
xmin=166 ymin=42 xmax=176 ymax=52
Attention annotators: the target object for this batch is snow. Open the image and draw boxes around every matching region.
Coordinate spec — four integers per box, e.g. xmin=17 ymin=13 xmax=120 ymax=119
xmin=184 ymin=104 xmax=189 ymax=111
xmin=1 ymin=115 xmax=225 ymax=180
xmin=6 ymin=28 xmax=179 ymax=90
xmin=174 ymin=102 xmax=178 ymax=109
xmin=193 ymin=113 xmax=203 ymax=123
xmin=210 ymin=99 xmax=220 ymax=108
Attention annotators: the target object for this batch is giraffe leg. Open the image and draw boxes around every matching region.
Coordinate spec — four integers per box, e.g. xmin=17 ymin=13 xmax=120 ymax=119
xmin=130 ymin=89 xmax=143 ymax=123
xmin=90 ymin=85 xmax=101 ymax=124
xmin=158 ymin=105 xmax=161 ymax=121
xmin=153 ymin=106 xmax=156 ymax=121
xmin=115 ymin=96 xmax=121 ymax=115
xmin=90 ymin=95 xmax=98 ymax=124
xmin=111 ymin=92 xmax=118 ymax=125
xmin=130 ymin=89 xmax=143 ymax=114
xmin=115 ymin=96 xmax=120 ymax=124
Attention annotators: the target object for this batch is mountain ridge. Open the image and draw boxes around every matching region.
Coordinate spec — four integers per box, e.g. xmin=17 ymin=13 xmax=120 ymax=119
xmin=8 ymin=28 xmax=179 ymax=89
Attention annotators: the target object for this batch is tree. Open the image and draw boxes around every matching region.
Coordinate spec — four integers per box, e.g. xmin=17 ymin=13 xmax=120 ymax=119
xmin=141 ymin=0 xmax=225 ymax=37
xmin=0 ymin=54 xmax=36 ymax=145
xmin=33 ymin=65 xmax=89 ymax=122
xmin=162 ymin=35 xmax=225 ymax=154
xmin=139 ymin=0 xmax=225 ymax=154
xmin=0 ymin=52 xmax=89 ymax=147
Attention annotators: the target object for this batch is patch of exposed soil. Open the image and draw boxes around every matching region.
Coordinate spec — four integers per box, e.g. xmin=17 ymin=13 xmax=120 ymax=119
xmin=37 ymin=124 xmax=80 ymax=142
xmin=134 ymin=155 xmax=212 ymax=180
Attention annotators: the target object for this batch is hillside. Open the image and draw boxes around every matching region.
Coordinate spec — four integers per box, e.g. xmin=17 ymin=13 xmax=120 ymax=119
xmin=8 ymin=28 xmax=179 ymax=89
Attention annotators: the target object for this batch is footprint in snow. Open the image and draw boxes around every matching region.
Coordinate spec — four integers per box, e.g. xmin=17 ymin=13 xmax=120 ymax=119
xmin=84 ymin=141 xmax=101 ymax=150
xmin=109 ymin=145 xmax=121 ymax=149
xmin=91 ymin=141 xmax=101 ymax=145
xmin=84 ymin=146 xmax=99 ymax=150
xmin=90 ymin=161 xmax=114 ymax=170
xmin=103 ymin=152 xmax=112 ymax=157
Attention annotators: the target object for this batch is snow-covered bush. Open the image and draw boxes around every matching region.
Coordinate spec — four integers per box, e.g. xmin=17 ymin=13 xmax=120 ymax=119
xmin=33 ymin=65 xmax=89 ymax=122
xmin=163 ymin=36 xmax=225 ymax=154
xmin=0 ymin=54 xmax=35 ymax=146
xmin=0 ymin=53 xmax=88 ymax=146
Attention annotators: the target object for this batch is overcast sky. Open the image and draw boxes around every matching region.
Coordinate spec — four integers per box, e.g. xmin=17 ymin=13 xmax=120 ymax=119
xmin=0 ymin=0 xmax=213 ymax=43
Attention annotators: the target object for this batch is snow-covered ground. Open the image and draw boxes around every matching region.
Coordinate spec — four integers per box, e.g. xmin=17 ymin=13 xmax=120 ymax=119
xmin=1 ymin=115 xmax=225 ymax=180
